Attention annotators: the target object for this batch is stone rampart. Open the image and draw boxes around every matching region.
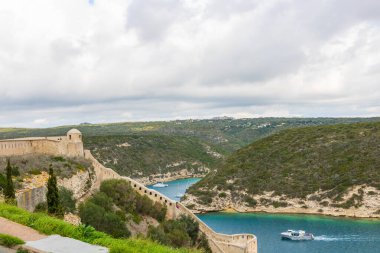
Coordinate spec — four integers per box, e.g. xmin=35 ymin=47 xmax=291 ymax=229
xmin=1 ymin=130 xmax=258 ymax=253
xmin=0 ymin=129 xmax=84 ymax=158
xmin=84 ymin=150 xmax=258 ymax=253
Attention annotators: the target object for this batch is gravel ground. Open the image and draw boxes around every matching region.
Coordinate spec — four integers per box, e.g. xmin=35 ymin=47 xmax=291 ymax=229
xmin=0 ymin=217 xmax=46 ymax=241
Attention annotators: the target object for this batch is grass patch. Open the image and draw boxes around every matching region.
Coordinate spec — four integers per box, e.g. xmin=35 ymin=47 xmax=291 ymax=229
xmin=0 ymin=233 xmax=24 ymax=247
xmin=0 ymin=203 xmax=198 ymax=253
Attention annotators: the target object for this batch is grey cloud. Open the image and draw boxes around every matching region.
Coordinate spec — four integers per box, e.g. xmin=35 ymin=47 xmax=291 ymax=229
xmin=1 ymin=0 xmax=380 ymax=127
xmin=126 ymin=0 xmax=188 ymax=41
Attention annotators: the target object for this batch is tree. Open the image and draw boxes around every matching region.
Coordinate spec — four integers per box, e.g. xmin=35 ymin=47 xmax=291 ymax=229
xmin=4 ymin=159 xmax=15 ymax=202
xmin=79 ymin=201 xmax=130 ymax=238
xmin=46 ymin=165 xmax=62 ymax=216
xmin=59 ymin=187 xmax=76 ymax=213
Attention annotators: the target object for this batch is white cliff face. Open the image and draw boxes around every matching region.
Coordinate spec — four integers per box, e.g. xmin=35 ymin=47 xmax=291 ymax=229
xmin=58 ymin=169 xmax=95 ymax=199
xmin=183 ymin=185 xmax=380 ymax=218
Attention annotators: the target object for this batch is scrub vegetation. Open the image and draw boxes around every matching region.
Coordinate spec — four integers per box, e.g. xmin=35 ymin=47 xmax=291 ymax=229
xmin=0 ymin=203 xmax=199 ymax=253
xmin=190 ymin=122 xmax=380 ymax=208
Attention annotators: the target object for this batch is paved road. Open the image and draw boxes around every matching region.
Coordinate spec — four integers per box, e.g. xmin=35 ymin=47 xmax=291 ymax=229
xmin=0 ymin=217 xmax=46 ymax=241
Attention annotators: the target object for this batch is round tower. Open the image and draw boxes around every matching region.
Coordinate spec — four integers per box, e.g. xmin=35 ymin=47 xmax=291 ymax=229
xmin=67 ymin=129 xmax=82 ymax=143
xmin=66 ymin=129 xmax=84 ymax=157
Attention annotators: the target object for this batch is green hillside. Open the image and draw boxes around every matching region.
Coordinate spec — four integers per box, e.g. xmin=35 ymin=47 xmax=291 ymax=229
xmin=1 ymin=118 xmax=379 ymax=152
xmin=84 ymin=135 xmax=225 ymax=177
xmin=189 ymin=121 xmax=380 ymax=206
xmin=1 ymin=118 xmax=379 ymax=179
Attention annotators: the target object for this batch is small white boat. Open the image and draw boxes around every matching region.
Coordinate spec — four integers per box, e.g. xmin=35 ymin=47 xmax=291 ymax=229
xmin=152 ymin=182 xmax=168 ymax=188
xmin=281 ymin=230 xmax=314 ymax=241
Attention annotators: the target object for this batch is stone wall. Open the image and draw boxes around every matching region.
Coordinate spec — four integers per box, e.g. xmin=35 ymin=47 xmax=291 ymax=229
xmin=0 ymin=130 xmax=84 ymax=158
xmin=84 ymin=150 xmax=258 ymax=253
xmin=16 ymin=186 xmax=47 ymax=212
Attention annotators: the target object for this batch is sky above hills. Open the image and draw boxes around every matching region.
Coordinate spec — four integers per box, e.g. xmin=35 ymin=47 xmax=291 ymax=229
xmin=0 ymin=0 xmax=380 ymax=127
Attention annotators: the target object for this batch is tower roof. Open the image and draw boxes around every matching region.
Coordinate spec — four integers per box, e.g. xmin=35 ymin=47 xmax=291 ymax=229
xmin=67 ymin=129 xmax=81 ymax=135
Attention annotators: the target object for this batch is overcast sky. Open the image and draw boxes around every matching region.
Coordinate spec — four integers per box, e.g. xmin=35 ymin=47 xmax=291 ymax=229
xmin=0 ymin=0 xmax=380 ymax=127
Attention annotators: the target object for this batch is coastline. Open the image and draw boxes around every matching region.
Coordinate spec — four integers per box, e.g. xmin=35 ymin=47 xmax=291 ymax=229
xmin=188 ymin=205 xmax=380 ymax=220
xmin=214 ymin=208 xmax=380 ymax=221
xmin=135 ymin=171 xmax=206 ymax=185
xmin=182 ymin=186 xmax=380 ymax=220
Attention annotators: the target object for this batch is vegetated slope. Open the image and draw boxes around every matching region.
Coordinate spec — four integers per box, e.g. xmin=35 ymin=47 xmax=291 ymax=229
xmin=1 ymin=118 xmax=379 ymax=180
xmin=84 ymin=135 xmax=224 ymax=178
xmin=0 ymin=203 xmax=199 ymax=253
xmin=187 ymin=122 xmax=380 ymax=215
xmin=0 ymin=155 xmax=92 ymax=190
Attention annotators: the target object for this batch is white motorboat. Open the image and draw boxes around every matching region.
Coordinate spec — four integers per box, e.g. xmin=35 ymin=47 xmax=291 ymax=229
xmin=281 ymin=230 xmax=314 ymax=241
xmin=152 ymin=182 xmax=168 ymax=188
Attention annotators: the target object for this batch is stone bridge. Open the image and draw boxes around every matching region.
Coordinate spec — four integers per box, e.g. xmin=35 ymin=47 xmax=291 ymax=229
xmin=84 ymin=150 xmax=258 ymax=253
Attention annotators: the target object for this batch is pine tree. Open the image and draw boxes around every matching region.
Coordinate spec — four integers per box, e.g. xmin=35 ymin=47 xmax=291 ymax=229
xmin=4 ymin=158 xmax=15 ymax=201
xmin=46 ymin=165 xmax=62 ymax=216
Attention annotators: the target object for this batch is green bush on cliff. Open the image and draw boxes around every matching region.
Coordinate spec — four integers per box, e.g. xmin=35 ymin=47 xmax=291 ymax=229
xmin=79 ymin=179 xmax=167 ymax=238
xmin=147 ymin=214 xmax=210 ymax=252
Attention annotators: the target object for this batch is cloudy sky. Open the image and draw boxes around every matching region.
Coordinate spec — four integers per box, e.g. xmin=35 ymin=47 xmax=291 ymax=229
xmin=0 ymin=0 xmax=380 ymax=127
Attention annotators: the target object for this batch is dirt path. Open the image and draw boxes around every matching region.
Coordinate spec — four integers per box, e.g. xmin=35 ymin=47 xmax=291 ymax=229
xmin=0 ymin=217 xmax=47 ymax=241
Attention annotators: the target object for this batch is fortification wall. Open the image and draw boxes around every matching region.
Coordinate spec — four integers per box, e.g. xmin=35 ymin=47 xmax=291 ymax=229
xmin=0 ymin=130 xmax=84 ymax=158
xmin=83 ymin=150 xmax=258 ymax=253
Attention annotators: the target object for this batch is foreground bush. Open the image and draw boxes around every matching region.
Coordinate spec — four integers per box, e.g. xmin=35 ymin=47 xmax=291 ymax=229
xmin=148 ymin=215 xmax=211 ymax=252
xmin=0 ymin=203 xmax=198 ymax=253
xmin=79 ymin=179 xmax=167 ymax=238
xmin=0 ymin=233 xmax=24 ymax=247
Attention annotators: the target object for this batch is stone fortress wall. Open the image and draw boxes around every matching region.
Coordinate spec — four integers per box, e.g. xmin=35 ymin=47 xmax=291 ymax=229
xmin=0 ymin=129 xmax=84 ymax=158
xmin=1 ymin=129 xmax=257 ymax=253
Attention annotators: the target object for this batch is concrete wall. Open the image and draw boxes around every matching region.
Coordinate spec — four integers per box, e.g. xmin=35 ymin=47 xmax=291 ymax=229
xmin=84 ymin=150 xmax=258 ymax=253
xmin=16 ymin=186 xmax=47 ymax=212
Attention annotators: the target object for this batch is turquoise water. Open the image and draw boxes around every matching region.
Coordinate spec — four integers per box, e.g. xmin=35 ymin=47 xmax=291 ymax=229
xmin=149 ymin=178 xmax=380 ymax=253
xmin=198 ymin=212 xmax=380 ymax=253
xmin=147 ymin=177 xmax=201 ymax=200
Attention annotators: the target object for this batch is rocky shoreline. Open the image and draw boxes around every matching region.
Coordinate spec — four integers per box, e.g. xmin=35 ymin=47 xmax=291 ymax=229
xmin=182 ymin=185 xmax=380 ymax=219
xmin=134 ymin=168 xmax=207 ymax=185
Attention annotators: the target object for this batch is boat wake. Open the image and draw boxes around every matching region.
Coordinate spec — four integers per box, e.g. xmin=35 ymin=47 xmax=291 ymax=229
xmin=314 ymin=235 xmax=375 ymax=242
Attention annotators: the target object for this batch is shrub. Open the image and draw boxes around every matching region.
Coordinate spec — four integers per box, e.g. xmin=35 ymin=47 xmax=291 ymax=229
xmin=59 ymin=187 xmax=76 ymax=213
xmin=148 ymin=215 xmax=209 ymax=251
xmin=244 ymin=196 xmax=257 ymax=207
xmin=79 ymin=201 xmax=130 ymax=238
xmin=218 ymin=192 xmax=227 ymax=198
xmin=272 ymin=201 xmax=288 ymax=208
xmin=28 ymin=169 xmax=42 ymax=175
xmin=16 ymin=249 xmax=30 ymax=253
xmin=34 ymin=202 xmax=47 ymax=212
xmin=0 ymin=233 xmax=24 ymax=247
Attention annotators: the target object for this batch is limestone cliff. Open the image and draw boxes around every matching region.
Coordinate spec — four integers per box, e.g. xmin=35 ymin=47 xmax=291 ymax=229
xmin=182 ymin=185 xmax=380 ymax=218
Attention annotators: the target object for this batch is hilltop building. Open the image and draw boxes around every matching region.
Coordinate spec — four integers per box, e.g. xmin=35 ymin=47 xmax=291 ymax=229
xmin=0 ymin=129 xmax=84 ymax=158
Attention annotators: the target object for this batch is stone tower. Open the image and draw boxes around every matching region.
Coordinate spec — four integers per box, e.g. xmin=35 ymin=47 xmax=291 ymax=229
xmin=66 ymin=129 xmax=84 ymax=157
